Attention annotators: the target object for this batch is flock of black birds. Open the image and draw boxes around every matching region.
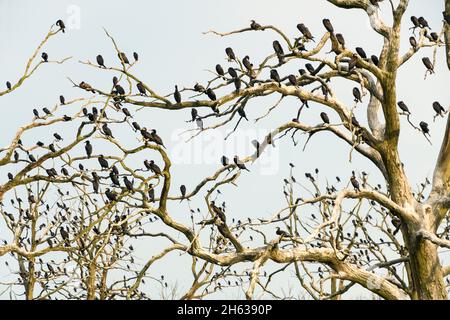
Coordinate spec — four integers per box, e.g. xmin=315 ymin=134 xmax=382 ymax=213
xmin=3 ymin=13 xmax=448 ymax=242
xmin=0 ymin=10 xmax=449 ymax=298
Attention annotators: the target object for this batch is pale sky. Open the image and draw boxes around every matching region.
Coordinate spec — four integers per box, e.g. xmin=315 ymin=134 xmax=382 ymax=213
xmin=0 ymin=0 xmax=448 ymax=299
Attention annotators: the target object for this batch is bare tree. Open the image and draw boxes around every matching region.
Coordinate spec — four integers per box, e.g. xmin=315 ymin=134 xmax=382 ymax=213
xmin=0 ymin=1 xmax=449 ymax=300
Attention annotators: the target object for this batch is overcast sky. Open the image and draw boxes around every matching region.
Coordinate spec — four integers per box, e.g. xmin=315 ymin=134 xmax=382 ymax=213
xmin=0 ymin=0 xmax=448 ymax=299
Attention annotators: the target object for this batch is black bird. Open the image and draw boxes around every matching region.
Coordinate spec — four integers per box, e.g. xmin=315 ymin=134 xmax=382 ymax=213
xmin=60 ymin=227 xmax=69 ymax=242
xmin=37 ymin=141 xmax=44 ymax=147
xmin=392 ymin=217 xmax=401 ymax=235
xmin=288 ymin=74 xmax=297 ymax=86
xmin=351 ymin=116 xmax=360 ymax=128
xmin=46 ymin=168 xmax=58 ymax=177
xmin=233 ymin=156 xmax=250 ymax=171
xmin=61 ymin=167 xmax=69 ymax=176
xmin=122 ymin=107 xmax=132 ymax=118
xmin=272 ymin=40 xmax=284 ymax=56
xmin=420 ymin=121 xmax=430 ymax=137
xmin=305 ymin=63 xmax=316 ymax=74
xmin=123 ymin=177 xmax=133 ymax=191
xmin=28 ymin=153 xmax=37 ymax=163
xmin=84 ymin=141 xmax=93 ymax=158
xmin=432 ymin=102 xmax=445 ymax=118
xmin=63 ymin=115 xmax=72 ymax=121
xmin=147 ymin=160 xmax=162 ymax=176
xmin=322 ymin=19 xmax=334 ymax=33
xmin=194 ymin=83 xmax=205 ymax=93
xmin=353 ymin=87 xmax=362 ymax=103
xmin=237 ymin=107 xmax=248 ymax=120
xmin=270 ymin=69 xmax=281 ymax=84
xmin=355 ymin=47 xmax=367 ymax=59
xmin=410 ymin=16 xmax=420 ymax=31
xmin=151 ymin=130 xmax=165 ymax=148
xmin=43 ymin=107 xmax=52 ymax=115
xmin=33 ymin=109 xmax=40 ymax=118
xmin=102 ymin=123 xmax=114 ymax=138
xmin=233 ymin=77 xmax=241 ymax=92
xmin=96 ymin=55 xmax=105 ymax=68
xmin=113 ymin=76 xmax=119 ymax=86
xmin=418 ymin=17 xmax=429 ymax=29
xmin=41 ymin=52 xmax=48 ymax=62
xmin=221 ymin=156 xmax=229 ymax=167
xmin=6 ymin=81 xmax=11 ymax=90
xmin=115 ymin=84 xmax=125 ymax=96
xmin=250 ymin=20 xmax=262 ymax=30
xmin=132 ymin=121 xmax=141 ymax=131
xmin=59 ymin=95 xmax=65 ymax=105
xmin=227 ymin=67 xmax=237 ymax=79
xmin=56 ymin=19 xmax=65 ymax=33
xmin=336 ymin=33 xmax=346 ymax=48
xmin=206 ymin=88 xmax=217 ymax=101
xmin=109 ymin=171 xmax=120 ymax=187
xmin=118 ymin=52 xmax=130 ymax=64
xmin=191 ymin=108 xmax=198 ymax=121
xmin=105 ymin=188 xmax=118 ymax=202
xmin=148 ymin=184 xmax=155 ymax=202
xmin=140 ymin=127 xmax=152 ymax=140
xmin=210 ymin=201 xmax=226 ymax=222
xmin=397 ymin=101 xmax=410 ymax=114
xmin=49 ymin=143 xmax=56 ymax=152
xmin=215 ymin=64 xmax=225 ymax=77
xmin=174 ymin=85 xmax=181 ymax=104
xmin=136 ymin=82 xmax=147 ymax=96
xmin=422 ymin=57 xmax=434 ymax=73
xmin=53 ymin=133 xmax=63 ymax=141
xmin=180 ymin=185 xmax=187 ymax=201
xmin=429 ymin=32 xmax=439 ymax=42
xmin=371 ymin=55 xmax=379 ymax=66
xmin=133 ymin=52 xmax=139 ymax=61
xmin=409 ymin=37 xmax=418 ymax=50
xmin=7 ymin=172 xmax=13 ymax=180
xmin=242 ymin=55 xmax=253 ymax=72
xmin=92 ymin=173 xmax=100 ymax=194
xmin=98 ymin=155 xmax=109 ymax=170
xmin=276 ymin=227 xmax=290 ymax=238
xmin=320 ymin=112 xmax=330 ymax=124
xmin=297 ymin=23 xmax=314 ymax=41
xmin=225 ymin=47 xmax=236 ymax=61
xmin=350 ymin=174 xmax=360 ymax=192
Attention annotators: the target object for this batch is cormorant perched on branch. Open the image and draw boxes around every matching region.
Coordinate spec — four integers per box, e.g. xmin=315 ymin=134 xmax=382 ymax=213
xmin=320 ymin=112 xmax=330 ymax=124
xmin=96 ymin=55 xmax=105 ymax=68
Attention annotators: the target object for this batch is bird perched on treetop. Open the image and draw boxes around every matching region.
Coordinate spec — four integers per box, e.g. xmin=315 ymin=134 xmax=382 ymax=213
xmin=56 ymin=19 xmax=65 ymax=33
